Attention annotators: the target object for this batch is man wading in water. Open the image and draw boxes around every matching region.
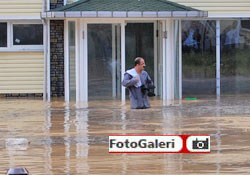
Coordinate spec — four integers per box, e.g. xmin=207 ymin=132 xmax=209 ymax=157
xmin=122 ymin=57 xmax=155 ymax=109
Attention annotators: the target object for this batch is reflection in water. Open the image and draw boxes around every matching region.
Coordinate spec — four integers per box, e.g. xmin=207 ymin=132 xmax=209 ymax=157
xmin=1 ymin=97 xmax=250 ymax=174
xmin=215 ymin=99 xmax=222 ymax=174
xmin=44 ymin=103 xmax=52 ymax=175
xmin=75 ymin=109 xmax=89 ymax=174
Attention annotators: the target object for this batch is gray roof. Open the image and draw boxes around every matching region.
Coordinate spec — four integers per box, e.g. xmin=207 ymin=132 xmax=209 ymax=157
xmin=52 ymin=0 xmax=196 ymax=12
xmin=41 ymin=0 xmax=208 ymax=18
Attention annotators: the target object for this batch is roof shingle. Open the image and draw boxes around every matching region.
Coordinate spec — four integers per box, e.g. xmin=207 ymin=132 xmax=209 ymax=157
xmin=51 ymin=0 xmax=197 ymax=12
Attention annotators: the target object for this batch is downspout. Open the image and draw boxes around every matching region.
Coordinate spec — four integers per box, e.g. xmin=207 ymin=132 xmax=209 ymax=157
xmin=42 ymin=19 xmax=48 ymax=101
xmin=42 ymin=0 xmax=48 ymax=101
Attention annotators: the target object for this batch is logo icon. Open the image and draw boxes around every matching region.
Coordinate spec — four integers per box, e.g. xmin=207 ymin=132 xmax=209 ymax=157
xmin=192 ymin=138 xmax=209 ymax=150
xmin=186 ymin=136 xmax=210 ymax=152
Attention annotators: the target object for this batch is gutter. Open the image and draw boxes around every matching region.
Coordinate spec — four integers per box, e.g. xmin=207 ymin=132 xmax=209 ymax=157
xmin=41 ymin=10 xmax=208 ymax=19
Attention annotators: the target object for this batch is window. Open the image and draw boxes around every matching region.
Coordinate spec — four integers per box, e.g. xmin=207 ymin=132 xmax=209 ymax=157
xmin=0 ymin=23 xmax=7 ymax=47
xmin=13 ymin=24 xmax=43 ymax=45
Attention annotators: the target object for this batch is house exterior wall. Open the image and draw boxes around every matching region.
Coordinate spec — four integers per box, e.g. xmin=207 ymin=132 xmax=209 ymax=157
xmin=0 ymin=0 xmax=44 ymax=97
xmin=170 ymin=0 xmax=250 ymax=17
xmin=0 ymin=52 xmax=44 ymax=94
xmin=0 ymin=0 xmax=43 ymax=17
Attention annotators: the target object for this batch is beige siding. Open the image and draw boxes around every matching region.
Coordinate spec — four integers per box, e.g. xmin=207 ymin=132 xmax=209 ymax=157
xmin=0 ymin=52 xmax=44 ymax=94
xmin=170 ymin=0 xmax=250 ymax=16
xmin=0 ymin=0 xmax=42 ymax=16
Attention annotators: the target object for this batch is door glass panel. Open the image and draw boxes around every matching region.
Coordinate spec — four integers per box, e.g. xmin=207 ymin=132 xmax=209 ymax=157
xmin=125 ymin=23 xmax=155 ymax=96
xmin=174 ymin=20 xmax=180 ymax=99
xmin=88 ymin=24 xmax=121 ymax=100
xmin=182 ymin=20 xmax=216 ymax=97
xmin=68 ymin=21 xmax=76 ymax=100
xmin=221 ymin=20 xmax=250 ymax=95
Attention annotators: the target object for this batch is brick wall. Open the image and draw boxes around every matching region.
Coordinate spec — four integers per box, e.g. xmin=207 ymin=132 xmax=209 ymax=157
xmin=50 ymin=0 xmax=64 ymax=9
xmin=49 ymin=0 xmax=65 ymax=98
xmin=50 ymin=20 xmax=64 ymax=97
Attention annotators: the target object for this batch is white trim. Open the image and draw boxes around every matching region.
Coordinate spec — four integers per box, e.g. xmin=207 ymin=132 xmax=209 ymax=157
xmin=143 ymin=12 xmax=157 ymax=18
xmin=64 ymin=19 xmax=69 ymax=102
xmin=42 ymin=11 xmax=208 ymax=19
xmin=113 ymin=12 xmax=127 ymax=18
xmin=0 ymin=48 xmax=43 ymax=52
xmin=166 ymin=19 xmax=174 ymax=100
xmin=43 ymin=19 xmax=47 ymax=101
xmin=127 ymin=12 xmax=142 ymax=18
xmin=47 ymin=20 xmax=51 ymax=101
xmin=75 ymin=19 xmax=80 ymax=102
xmin=47 ymin=0 xmax=50 ymax=11
xmin=97 ymin=11 xmax=112 ymax=18
xmin=65 ymin=12 xmax=81 ymax=18
xmin=216 ymin=20 xmax=221 ymax=97
xmin=112 ymin=24 xmax=116 ymax=97
xmin=121 ymin=21 xmax=126 ymax=103
xmin=82 ymin=20 xmax=88 ymax=102
xmin=162 ymin=20 xmax=167 ymax=101
xmin=154 ymin=21 xmax=158 ymax=95
xmin=0 ymin=16 xmax=41 ymax=20
xmin=158 ymin=21 xmax=163 ymax=98
xmin=179 ymin=19 xmax=182 ymax=100
xmin=7 ymin=22 xmax=11 ymax=49
xmin=208 ymin=13 xmax=250 ymax=18
xmin=0 ymin=21 xmax=44 ymax=52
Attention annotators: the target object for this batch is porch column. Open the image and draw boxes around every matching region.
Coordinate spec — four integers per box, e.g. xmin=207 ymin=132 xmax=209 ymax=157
xmin=162 ymin=20 xmax=167 ymax=101
xmin=216 ymin=20 xmax=221 ymax=98
xmin=163 ymin=19 xmax=175 ymax=103
xmin=47 ymin=20 xmax=51 ymax=101
xmin=121 ymin=21 xmax=126 ymax=103
xmin=64 ymin=20 xmax=69 ymax=102
xmin=75 ymin=19 xmax=80 ymax=102
xmin=43 ymin=19 xmax=48 ymax=101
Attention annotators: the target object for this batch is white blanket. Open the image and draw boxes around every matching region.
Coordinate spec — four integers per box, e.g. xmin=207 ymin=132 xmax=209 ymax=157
xmin=126 ymin=68 xmax=142 ymax=88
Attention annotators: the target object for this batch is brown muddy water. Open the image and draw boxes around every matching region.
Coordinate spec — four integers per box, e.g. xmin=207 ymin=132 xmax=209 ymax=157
xmin=1 ymin=96 xmax=250 ymax=174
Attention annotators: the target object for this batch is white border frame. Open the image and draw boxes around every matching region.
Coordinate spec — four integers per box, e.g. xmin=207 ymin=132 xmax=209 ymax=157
xmin=0 ymin=20 xmax=44 ymax=52
xmin=125 ymin=20 xmax=159 ymax=97
xmin=64 ymin=19 xmax=69 ymax=102
xmin=81 ymin=19 xmax=126 ymax=103
xmin=179 ymin=19 xmax=182 ymax=100
xmin=47 ymin=20 xmax=51 ymax=101
xmin=216 ymin=20 xmax=221 ymax=98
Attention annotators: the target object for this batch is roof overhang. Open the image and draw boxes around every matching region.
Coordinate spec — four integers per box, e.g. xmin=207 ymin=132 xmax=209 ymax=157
xmin=41 ymin=11 xmax=208 ymax=19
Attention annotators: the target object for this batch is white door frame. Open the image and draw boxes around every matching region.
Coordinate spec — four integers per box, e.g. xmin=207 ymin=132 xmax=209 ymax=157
xmin=64 ymin=18 xmax=175 ymax=103
xmin=77 ymin=19 xmax=127 ymax=103
xmin=162 ymin=19 xmax=175 ymax=103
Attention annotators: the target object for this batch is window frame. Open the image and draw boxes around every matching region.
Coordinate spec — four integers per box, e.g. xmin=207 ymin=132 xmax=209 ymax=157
xmin=0 ymin=20 xmax=44 ymax=52
xmin=0 ymin=22 xmax=8 ymax=48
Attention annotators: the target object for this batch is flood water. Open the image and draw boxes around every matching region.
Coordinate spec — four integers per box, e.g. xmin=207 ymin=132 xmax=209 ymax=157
xmin=1 ymin=96 xmax=250 ymax=174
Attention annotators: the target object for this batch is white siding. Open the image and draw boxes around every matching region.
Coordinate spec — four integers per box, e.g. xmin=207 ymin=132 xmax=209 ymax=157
xmin=170 ymin=0 xmax=250 ymax=17
xmin=0 ymin=0 xmax=42 ymax=17
xmin=0 ymin=52 xmax=44 ymax=94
